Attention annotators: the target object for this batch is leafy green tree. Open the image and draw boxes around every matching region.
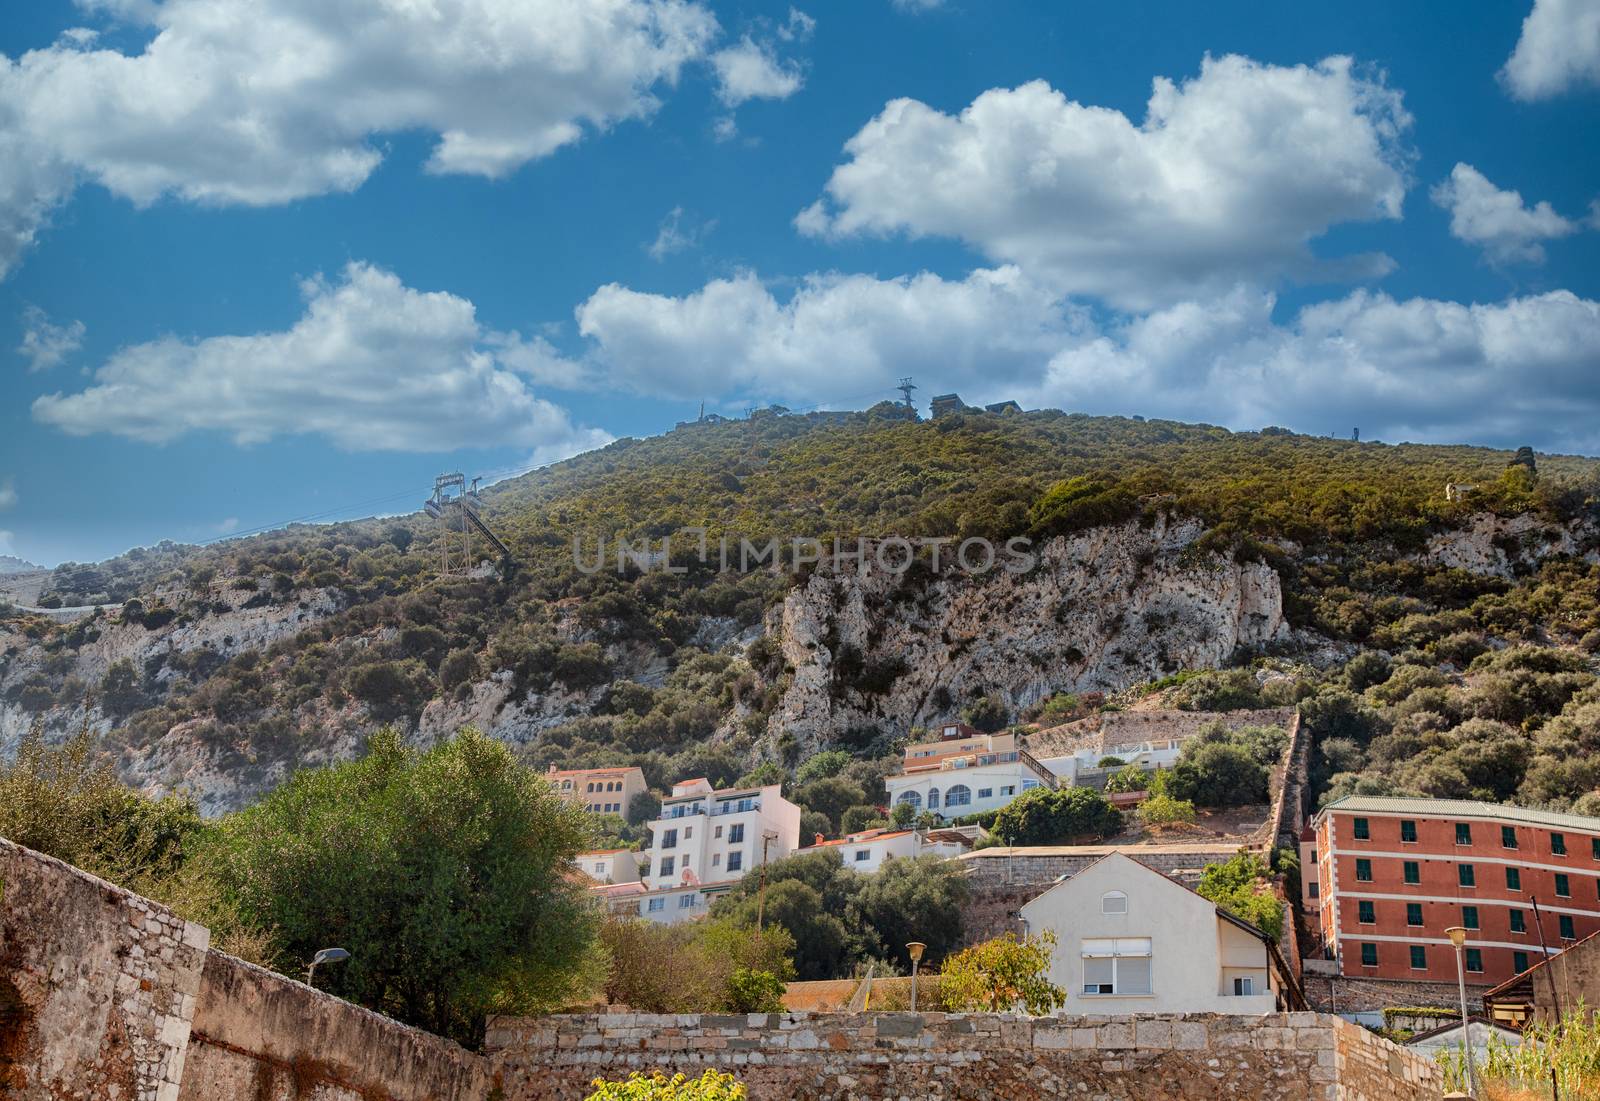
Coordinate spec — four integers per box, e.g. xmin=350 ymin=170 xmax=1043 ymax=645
xmin=100 ymin=659 xmax=146 ymax=718
xmin=1167 ymin=742 xmax=1268 ymax=807
xmin=940 ymin=932 xmax=1065 ymax=1014
xmin=991 ymin=786 xmax=1121 ymax=845
xmin=601 ymin=917 xmax=793 ymax=1012
xmin=890 ymin=801 xmax=916 ymax=827
xmin=717 ymin=878 xmax=849 ymax=980
xmin=791 ymin=776 xmax=868 ymax=834
xmin=1196 ymin=851 xmax=1284 ymax=940
xmin=196 ymin=727 xmax=601 ymax=1043
xmin=585 ymin=1071 xmax=746 ymax=1101
xmin=794 ymin=749 xmax=852 ymax=785
xmin=735 ymin=760 xmax=786 ymax=788
xmin=961 ymin=695 xmax=1010 ymax=733
xmin=840 ymin=805 xmax=885 ymax=834
xmin=626 ymin=790 xmax=662 ymax=826
xmin=1103 ymin=764 xmax=1148 ymax=794
xmin=1138 ymin=793 xmax=1197 ymax=826
xmin=725 ymin=968 xmax=786 ymax=1012
xmin=848 ymin=856 xmax=968 ymax=968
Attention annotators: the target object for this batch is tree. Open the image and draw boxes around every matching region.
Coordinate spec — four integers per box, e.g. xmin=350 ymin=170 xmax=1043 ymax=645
xmin=1103 ymin=764 xmax=1148 ymax=794
xmin=1138 ymin=793 xmax=1196 ymax=826
xmin=602 ymin=917 xmax=793 ymax=1012
xmin=586 ymin=1071 xmax=746 ymax=1101
xmin=791 ymin=776 xmax=868 ymax=834
xmin=100 ymin=659 xmax=146 ymax=718
xmin=991 ymin=786 xmax=1121 ymax=846
xmin=735 ymin=761 xmax=786 ymax=788
xmin=848 ymin=856 xmax=968 ymax=968
xmin=1196 ymin=851 xmax=1284 ymax=940
xmin=794 ymin=749 xmax=852 ymax=785
xmin=717 ymin=878 xmax=849 ymax=980
xmin=940 ymin=932 xmax=1065 ymax=1014
xmin=1167 ymin=742 xmax=1268 ymax=807
xmin=840 ymin=805 xmax=885 ymax=834
xmin=890 ymin=801 xmax=915 ymax=827
xmin=196 ymin=727 xmax=602 ymax=1043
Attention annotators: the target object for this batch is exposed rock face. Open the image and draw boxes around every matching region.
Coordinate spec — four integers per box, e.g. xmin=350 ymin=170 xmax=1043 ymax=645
xmin=1423 ymin=511 xmax=1600 ymax=579
xmin=766 ymin=516 xmax=1289 ymax=752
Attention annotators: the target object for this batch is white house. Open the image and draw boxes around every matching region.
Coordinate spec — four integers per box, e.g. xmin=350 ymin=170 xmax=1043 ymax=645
xmin=795 ymin=825 xmax=983 ymax=874
xmin=1019 ymin=852 xmax=1302 ymax=1015
xmin=884 ymin=725 xmax=1056 ymax=819
xmin=576 ymin=848 xmax=641 ymax=884
xmin=643 ymin=778 xmax=801 ymax=894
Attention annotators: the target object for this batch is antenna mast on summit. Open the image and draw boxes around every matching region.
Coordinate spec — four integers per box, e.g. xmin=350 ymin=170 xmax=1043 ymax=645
xmin=897 ymin=376 xmax=917 ymax=411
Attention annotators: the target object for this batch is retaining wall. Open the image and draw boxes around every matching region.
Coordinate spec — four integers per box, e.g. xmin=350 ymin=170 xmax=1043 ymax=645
xmin=486 ymin=1010 xmax=1443 ymax=1101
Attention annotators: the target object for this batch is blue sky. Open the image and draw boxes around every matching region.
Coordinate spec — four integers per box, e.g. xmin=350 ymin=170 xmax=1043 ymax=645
xmin=1 ymin=0 xmax=1597 ymax=566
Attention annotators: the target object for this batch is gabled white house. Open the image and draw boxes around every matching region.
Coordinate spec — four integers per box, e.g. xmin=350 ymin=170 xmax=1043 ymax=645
xmin=575 ymin=848 xmax=641 ymax=885
xmin=1019 ymin=852 xmax=1302 ymax=1015
xmin=643 ymin=778 xmax=801 ymax=894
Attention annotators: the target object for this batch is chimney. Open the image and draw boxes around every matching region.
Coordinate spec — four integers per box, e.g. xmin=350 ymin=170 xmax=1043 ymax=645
xmin=814 ymin=833 xmax=826 ymax=846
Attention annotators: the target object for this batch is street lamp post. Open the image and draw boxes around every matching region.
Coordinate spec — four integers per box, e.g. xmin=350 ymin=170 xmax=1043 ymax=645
xmin=906 ymin=942 xmax=927 ymax=1013
xmin=1445 ymin=927 xmax=1477 ymax=1099
xmin=306 ymin=947 xmax=350 ymax=988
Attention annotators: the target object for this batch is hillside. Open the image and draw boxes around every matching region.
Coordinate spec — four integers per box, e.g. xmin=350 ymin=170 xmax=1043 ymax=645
xmin=2 ymin=407 xmax=1598 ymax=815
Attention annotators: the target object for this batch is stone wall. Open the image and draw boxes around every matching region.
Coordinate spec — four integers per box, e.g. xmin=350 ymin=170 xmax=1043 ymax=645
xmin=0 ymin=836 xmax=209 ymax=1101
xmin=1301 ymin=973 xmax=1487 ymax=1016
xmin=486 ymin=1010 xmax=1442 ymax=1101
xmin=177 ymin=951 xmax=494 ymax=1101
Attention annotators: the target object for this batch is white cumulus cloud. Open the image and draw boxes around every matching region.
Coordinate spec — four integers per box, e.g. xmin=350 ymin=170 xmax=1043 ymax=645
xmin=17 ymin=305 xmax=86 ymax=371
xmin=32 ymin=262 xmax=612 ymax=454
xmin=798 ymin=55 xmax=1412 ymax=310
xmin=0 ymin=0 xmax=725 ymax=276
xmin=1501 ymin=0 xmax=1600 ymax=101
xmin=0 ymin=478 xmax=16 ymax=510
xmin=711 ymin=37 xmax=804 ymax=107
xmin=1431 ymin=163 xmax=1580 ymax=265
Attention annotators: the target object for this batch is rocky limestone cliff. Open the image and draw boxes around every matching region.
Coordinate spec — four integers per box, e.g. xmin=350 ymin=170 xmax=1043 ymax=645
xmin=765 ymin=515 xmax=1289 ymax=753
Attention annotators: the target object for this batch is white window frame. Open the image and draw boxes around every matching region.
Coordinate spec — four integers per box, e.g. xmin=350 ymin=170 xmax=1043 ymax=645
xmin=1081 ymin=938 xmax=1152 ymax=996
xmin=1233 ymin=977 xmax=1253 ymax=996
xmin=1101 ymin=891 xmax=1128 ymax=915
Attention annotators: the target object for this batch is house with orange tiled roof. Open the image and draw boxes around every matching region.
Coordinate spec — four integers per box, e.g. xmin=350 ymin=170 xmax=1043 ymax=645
xmin=795 ymin=825 xmax=983 ymax=873
xmin=546 ymin=764 xmax=647 ymax=817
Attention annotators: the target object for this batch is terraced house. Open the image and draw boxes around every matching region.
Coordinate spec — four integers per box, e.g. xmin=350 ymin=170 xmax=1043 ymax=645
xmin=547 ymin=765 xmax=646 ymax=816
xmin=884 ymin=723 xmax=1056 ymax=819
xmin=1311 ymin=796 xmax=1600 ymax=986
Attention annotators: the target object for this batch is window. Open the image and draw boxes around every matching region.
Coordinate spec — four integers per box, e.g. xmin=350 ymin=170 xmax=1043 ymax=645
xmin=1310 ymin=883 xmax=1320 ymax=899
xmin=587 ymin=782 xmax=596 ymax=792
xmin=855 ymin=850 xmax=871 ymax=862
xmin=1404 ymin=861 xmax=1421 ymax=885
xmin=1232 ymin=977 xmax=1253 ymax=996
xmin=714 ymin=825 xmax=723 ymax=839
xmin=1465 ymin=949 xmax=1483 ymax=973
xmin=946 ymin=784 xmax=972 ymax=808
xmin=1102 ymin=891 xmax=1128 ymax=915
xmin=647 ymin=897 xmax=664 ymax=913
xmin=594 ymin=863 xmax=606 ymax=873
xmin=1401 ymin=820 xmax=1418 ymax=843
xmin=1000 ymin=786 xmax=1016 ymax=796
xmin=1560 ymin=915 xmax=1576 ymax=940
xmin=1510 ymin=910 xmax=1527 ymax=934
xmin=896 ymin=790 xmax=922 ymax=809
xmin=1502 ymin=826 xmax=1519 ymax=849
xmin=1080 ymin=938 xmax=1152 ymax=995
xmin=1507 ymin=867 xmax=1522 ymax=891
xmin=977 ymin=788 xmax=993 ymax=800
xmin=661 ymin=829 xmax=678 ymax=850
xmin=1553 ymin=832 xmax=1568 ymax=856
xmin=1592 ymin=837 xmax=1600 ymax=861
xmin=1463 ymin=906 xmax=1479 ymax=930
xmin=1359 ymin=901 xmax=1376 ymax=924
xmin=727 ymin=852 xmax=743 ymax=873
xmin=729 ymin=824 xmax=744 ymax=844
xmin=658 ymin=857 xmax=675 ymax=877
xmin=712 ymin=853 xmax=721 ymax=867
xmin=928 ymin=788 xmax=941 ymax=810
xmin=1360 ymin=943 xmax=1378 ymax=967
xmin=1455 ymin=823 xmax=1472 ymax=846
xmin=1355 ymin=858 xmax=1373 ymax=882
xmin=1556 ymin=874 xmax=1571 ymax=898
xmin=1405 ymin=903 xmax=1421 ymax=926
xmin=681 ymin=855 xmax=690 ymax=868
xmin=1514 ymin=951 xmax=1531 ymax=974
xmin=1410 ymin=945 xmax=1427 ymax=970
xmin=679 ymin=894 xmax=696 ymax=909
xmin=684 ymin=827 xmax=692 ymax=840
xmin=1353 ymin=817 xmax=1370 ymax=840
xmin=1459 ymin=864 xmax=1476 ymax=888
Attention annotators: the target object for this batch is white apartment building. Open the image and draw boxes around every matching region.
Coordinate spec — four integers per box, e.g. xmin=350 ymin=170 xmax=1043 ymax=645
xmin=1019 ymin=853 xmax=1301 ymax=1015
xmin=643 ymin=778 xmax=802 ymax=894
xmin=576 ymin=848 xmax=641 ymax=884
xmin=884 ymin=724 xmax=1056 ymax=819
xmin=795 ymin=825 xmax=983 ymax=874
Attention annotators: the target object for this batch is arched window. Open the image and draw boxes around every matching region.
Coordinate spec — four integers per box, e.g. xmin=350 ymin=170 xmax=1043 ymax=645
xmin=945 ymin=784 xmax=972 ymax=808
xmin=927 ymin=788 xmax=941 ymax=810
xmin=896 ymin=790 xmax=923 ymax=810
xmin=1102 ymin=891 xmax=1128 ymax=915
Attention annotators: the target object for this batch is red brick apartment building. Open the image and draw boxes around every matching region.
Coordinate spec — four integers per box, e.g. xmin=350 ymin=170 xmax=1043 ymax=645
xmin=1312 ymin=796 xmax=1600 ymax=986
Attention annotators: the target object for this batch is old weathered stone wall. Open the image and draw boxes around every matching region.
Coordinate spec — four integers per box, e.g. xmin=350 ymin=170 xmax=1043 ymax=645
xmin=1301 ymin=973 xmax=1487 ymax=1016
xmin=0 ymin=836 xmax=209 ymax=1101
xmin=177 ymin=951 xmax=494 ymax=1101
xmin=486 ymin=1010 xmax=1443 ymax=1101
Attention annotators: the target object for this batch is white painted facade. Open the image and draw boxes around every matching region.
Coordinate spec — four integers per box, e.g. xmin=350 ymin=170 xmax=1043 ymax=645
xmin=1019 ymin=852 xmax=1289 ymax=1015
xmin=884 ymin=727 xmax=1055 ymax=819
xmin=576 ymin=849 xmax=641 ymax=884
xmin=643 ymin=778 xmax=801 ymax=893
xmin=794 ymin=826 xmax=980 ymax=874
